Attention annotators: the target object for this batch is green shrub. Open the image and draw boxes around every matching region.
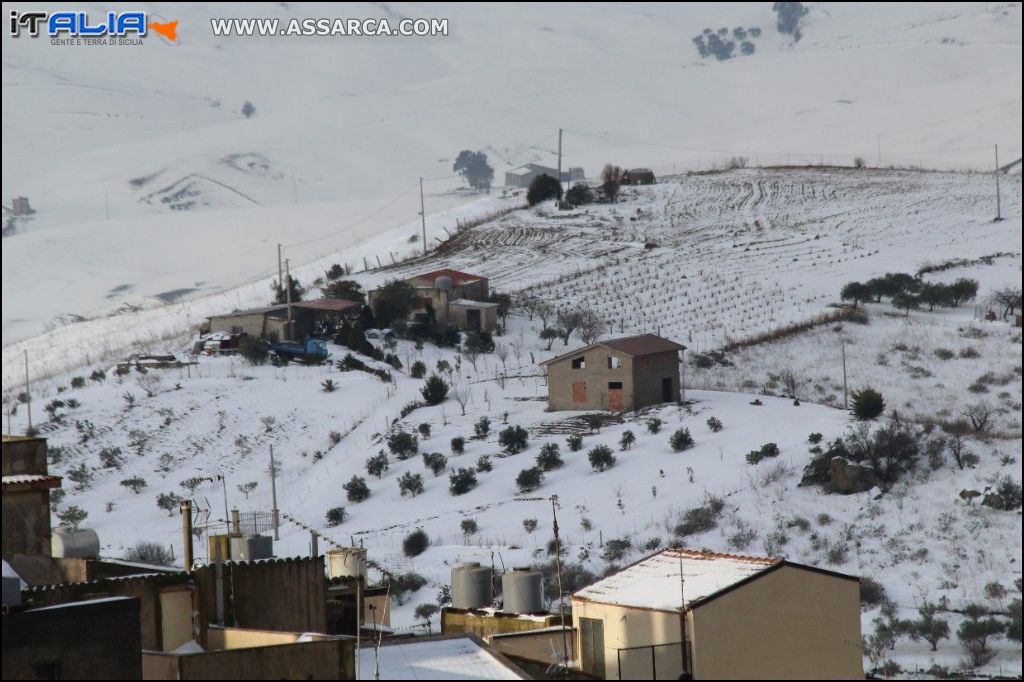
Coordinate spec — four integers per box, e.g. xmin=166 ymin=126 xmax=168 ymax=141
xmin=516 ymin=467 xmax=544 ymax=493
xmin=669 ymin=428 xmax=694 ymax=452
xmin=588 ymin=445 xmax=616 ymax=472
xmin=851 ymin=387 xmax=885 ymax=420
xmin=326 ymin=507 xmax=347 ymax=527
xmin=403 ymin=529 xmax=430 ymax=557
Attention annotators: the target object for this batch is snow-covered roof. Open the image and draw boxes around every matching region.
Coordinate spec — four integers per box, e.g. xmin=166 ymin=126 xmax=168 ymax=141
xmin=2 ymin=474 xmax=62 ymax=489
xmin=359 ymin=635 xmax=526 ymax=680
xmin=450 ymin=298 xmax=498 ymax=308
xmin=572 ymin=549 xmax=779 ymax=612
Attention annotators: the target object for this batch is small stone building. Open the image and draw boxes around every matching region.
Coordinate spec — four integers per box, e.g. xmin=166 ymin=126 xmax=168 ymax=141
xmin=571 ymin=549 xmax=863 ymax=680
xmin=539 ymin=334 xmax=685 ymax=412
xmin=2 ymin=436 xmax=62 ymax=558
xmin=621 ymin=168 xmax=656 ymax=185
xmin=205 ymin=300 xmax=360 ymax=341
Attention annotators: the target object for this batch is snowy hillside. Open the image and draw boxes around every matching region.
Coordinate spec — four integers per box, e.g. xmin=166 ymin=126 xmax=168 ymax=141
xmin=2 ymin=1 xmax=1021 ymax=353
xmin=5 ymin=166 xmax=1021 ymax=675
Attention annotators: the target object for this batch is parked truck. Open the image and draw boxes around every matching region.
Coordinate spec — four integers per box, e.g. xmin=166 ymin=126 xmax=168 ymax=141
xmin=270 ymin=338 xmax=330 ymax=365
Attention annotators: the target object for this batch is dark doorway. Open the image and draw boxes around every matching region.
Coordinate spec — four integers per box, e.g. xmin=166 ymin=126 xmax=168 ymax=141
xmin=466 ymin=308 xmax=482 ymax=332
xmin=662 ymin=377 xmax=673 ymax=402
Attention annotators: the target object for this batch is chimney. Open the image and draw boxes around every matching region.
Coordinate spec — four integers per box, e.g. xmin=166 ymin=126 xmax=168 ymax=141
xmin=180 ymin=499 xmax=193 ymax=572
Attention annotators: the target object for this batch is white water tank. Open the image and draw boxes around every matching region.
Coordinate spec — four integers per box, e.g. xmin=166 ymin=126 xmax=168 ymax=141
xmin=229 ymin=534 xmax=273 ymax=561
xmin=327 ymin=547 xmax=368 ymax=580
xmin=434 ymin=276 xmax=454 ymax=292
xmin=501 ymin=569 xmax=544 ymax=614
xmin=451 ymin=562 xmax=492 ymax=610
xmin=51 ymin=527 xmax=100 ymax=560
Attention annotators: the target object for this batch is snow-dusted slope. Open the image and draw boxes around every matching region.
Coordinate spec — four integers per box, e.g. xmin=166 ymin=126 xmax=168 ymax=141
xmin=2 ymin=2 xmax=1021 ymax=351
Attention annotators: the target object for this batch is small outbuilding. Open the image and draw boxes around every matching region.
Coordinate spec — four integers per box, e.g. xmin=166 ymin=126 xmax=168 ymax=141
xmin=539 ymin=334 xmax=685 ymax=412
xmin=621 ymin=168 xmax=656 ymax=185
xmin=571 ymin=548 xmax=863 ymax=680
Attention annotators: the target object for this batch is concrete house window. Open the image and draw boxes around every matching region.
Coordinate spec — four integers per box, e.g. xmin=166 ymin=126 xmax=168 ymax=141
xmin=571 ymin=356 xmax=586 ymax=369
xmin=607 ymin=355 xmax=621 ymax=369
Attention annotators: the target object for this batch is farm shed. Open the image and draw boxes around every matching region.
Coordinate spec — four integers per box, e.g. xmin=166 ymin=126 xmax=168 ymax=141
xmin=621 ymin=168 xmax=656 ymax=185
xmin=504 ymin=163 xmax=585 ymax=188
xmin=205 ymin=299 xmax=360 ymax=341
xmin=539 ymin=334 xmax=685 ymax=412
xmin=571 ymin=548 xmax=862 ymax=680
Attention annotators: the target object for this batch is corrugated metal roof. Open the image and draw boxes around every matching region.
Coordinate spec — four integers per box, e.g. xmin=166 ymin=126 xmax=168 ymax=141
xmin=292 ymin=299 xmax=361 ymax=312
xmin=2 ymin=474 xmax=62 ymax=490
xmin=572 ymin=549 xmax=778 ymax=612
xmin=207 ymin=304 xmax=288 ymax=319
xmin=450 ymin=299 xmax=498 ymax=308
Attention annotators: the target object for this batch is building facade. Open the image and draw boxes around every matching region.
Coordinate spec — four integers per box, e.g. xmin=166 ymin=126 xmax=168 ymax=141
xmin=540 ymin=334 xmax=685 ymax=412
xmin=2 ymin=437 xmax=62 ymax=559
xmin=571 ymin=549 xmax=863 ymax=680
xmin=504 ymin=164 xmax=585 ymax=188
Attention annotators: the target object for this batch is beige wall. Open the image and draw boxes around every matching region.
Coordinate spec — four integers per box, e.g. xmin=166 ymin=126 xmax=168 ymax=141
xmin=572 ymin=565 xmax=862 ymax=680
xmin=689 ymin=565 xmax=862 ymax=680
xmin=572 ymin=600 xmax=684 ymax=680
xmin=449 ymin=304 xmax=498 ymax=332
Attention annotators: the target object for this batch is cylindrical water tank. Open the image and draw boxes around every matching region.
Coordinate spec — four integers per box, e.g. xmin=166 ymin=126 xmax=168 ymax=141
xmin=451 ymin=562 xmax=492 ymax=610
xmin=327 ymin=547 xmax=368 ymax=580
xmin=434 ymin=276 xmax=454 ymax=292
xmin=229 ymin=534 xmax=273 ymax=561
xmin=501 ymin=569 xmax=544 ymax=614
xmin=51 ymin=527 xmax=100 ymax=560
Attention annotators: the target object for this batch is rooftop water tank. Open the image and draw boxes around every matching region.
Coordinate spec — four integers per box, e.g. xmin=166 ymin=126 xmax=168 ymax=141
xmin=451 ymin=562 xmax=492 ymax=610
xmin=327 ymin=547 xmax=368 ymax=580
xmin=501 ymin=568 xmax=544 ymax=614
xmin=229 ymin=534 xmax=273 ymax=561
xmin=51 ymin=527 xmax=100 ymax=560
xmin=434 ymin=276 xmax=454 ymax=292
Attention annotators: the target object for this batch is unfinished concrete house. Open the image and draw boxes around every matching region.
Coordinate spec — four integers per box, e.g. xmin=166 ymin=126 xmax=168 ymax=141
xmin=539 ymin=334 xmax=685 ymax=412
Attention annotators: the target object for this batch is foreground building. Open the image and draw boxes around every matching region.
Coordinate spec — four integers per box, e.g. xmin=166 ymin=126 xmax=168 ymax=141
xmin=540 ymin=334 xmax=686 ymax=412
xmin=571 ymin=548 xmax=862 ymax=680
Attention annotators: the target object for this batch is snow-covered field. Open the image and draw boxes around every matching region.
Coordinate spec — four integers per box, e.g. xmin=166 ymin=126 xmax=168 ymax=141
xmin=3 ymin=2 xmax=1021 ymax=351
xmin=5 ymin=166 xmax=1021 ymax=676
xmin=2 ymin=2 xmax=1022 ymax=677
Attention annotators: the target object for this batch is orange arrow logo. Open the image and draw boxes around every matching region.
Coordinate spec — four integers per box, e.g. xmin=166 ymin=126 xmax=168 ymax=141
xmin=149 ymin=20 xmax=178 ymax=42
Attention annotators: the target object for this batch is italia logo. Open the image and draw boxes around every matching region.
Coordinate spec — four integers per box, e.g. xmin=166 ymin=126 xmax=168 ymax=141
xmin=8 ymin=10 xmax=179 ymax=43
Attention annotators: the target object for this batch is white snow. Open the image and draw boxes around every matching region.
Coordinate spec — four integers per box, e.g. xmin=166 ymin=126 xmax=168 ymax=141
xmin=573 ymin=549 xmax=779 ymax=612
xmin=359 ymin=636 xmax=525 ymax=680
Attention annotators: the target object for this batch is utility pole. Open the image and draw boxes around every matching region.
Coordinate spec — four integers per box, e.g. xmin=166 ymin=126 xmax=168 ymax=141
xmin=269 ymin=445 xmax=280 ymax=540
xmin=419 ymin=177 xmax=427 ymax=255
xmin=24 ymin=350 xmax=32 ymax=434
xmin=277 ymin=244 xmax=283 ymax=294
xmin=876 ymin=134 xmax=881 ymax=166
xmin=994 ymin=144 xmax=1002 ymax=221
xmin=217 ymin=475 xmax=229 ymax=533
xmin=841 ymin=339 xmax=849 ymax=410
xmin=284 ymin=258 xmax=293 ymax=342
xmin=550 ymin=495 xmax=570 ymax=673
xmin=557 ymin=128 xmax=563 ymax=191
xmin=678 ymin=550 xmax=690 ymax=679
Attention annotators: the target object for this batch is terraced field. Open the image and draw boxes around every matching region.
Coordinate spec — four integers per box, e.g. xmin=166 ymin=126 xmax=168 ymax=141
xmin=379 ymin=167 xmax=1021 ymax=351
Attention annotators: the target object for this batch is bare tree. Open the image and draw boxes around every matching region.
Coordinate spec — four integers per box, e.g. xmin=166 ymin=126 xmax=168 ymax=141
xmin=779 ymin=368 xmax=803 ymax=399
xmin=540 ymin=327 xmax=561 ymax=351
xmin=601 ymin=164 xmax=623 ymax=203
xmin=462 ymin=345 xmax=481 ymax=373
xmin=947 ymin=432 xmax=971 ymax=470
xmin=960 ymin=401 xmax=994 ymax=433
xmin=576 ymin=309 xmax=605 ymax=345
xmin=495 ymin=344 xmax=510 ymax=374
xmin=993 ymin=287 xmax=1022 ymax=320
xmin=517 ymin=294 xmax=541 ymax=321
xmin=136 ymin=373 xmax=162 ymax=398
xmin=557 ymin=308 xmax=587 ymax=346
xmin=535 ymin=301 xmax=554 ymax=331
xmin=452 ymin=385 xmax=472 ymax=416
